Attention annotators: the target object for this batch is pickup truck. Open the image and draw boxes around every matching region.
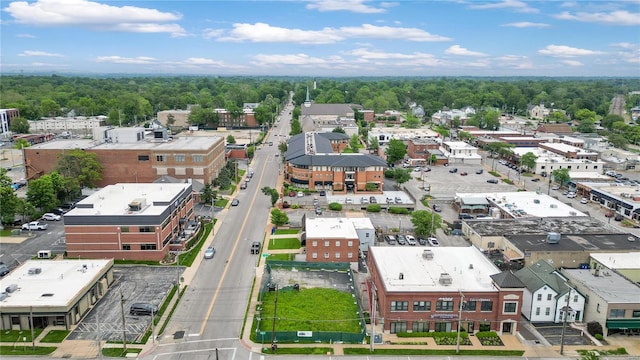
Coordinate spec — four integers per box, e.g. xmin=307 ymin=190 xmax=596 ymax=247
xmin=22 ymin=221 xmax=48 ymax=231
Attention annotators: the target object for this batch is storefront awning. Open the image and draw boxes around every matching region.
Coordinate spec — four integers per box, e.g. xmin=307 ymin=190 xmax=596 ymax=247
xmin=606 ymin=319 xmax=640 ymax=330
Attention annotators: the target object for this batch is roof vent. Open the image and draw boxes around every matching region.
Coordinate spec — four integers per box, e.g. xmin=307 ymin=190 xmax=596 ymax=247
xmin=422 ymin=249 xmax=434 ymax=260
xmin=439 ymin=273 xmax=453 ymax=286
xmin=399 ymin=272 xmax=404 ymax=280
xmin=5 ymin=284 xmax=18 ymax=293
xmin=469 ymin=264 xmax=474 ymax=269
xmin=128 ymin=198 xmax=147 ymax=212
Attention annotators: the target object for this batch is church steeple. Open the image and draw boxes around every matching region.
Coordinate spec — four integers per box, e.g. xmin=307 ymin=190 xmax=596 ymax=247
xmin=304 ymin=86 xmax=311 ymax=107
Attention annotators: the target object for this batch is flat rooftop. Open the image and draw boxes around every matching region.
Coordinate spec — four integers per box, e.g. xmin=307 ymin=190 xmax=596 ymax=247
xmin=0 ymin=259 xmax=112 ymax=308
xmin=370 ymin=246 xmax=499 ymax=293
xmin=562 ymin=269 xmax=640 ymax=303
xmin=66 ymin=183 xmax=191 ymax=217
xmin=28 ymin=135 xmax=222 ymax=151
xmin=590 ymin=252 xmax=640 ymax=269
xmin=466 ymin=217 xmax=623 ymax=237
xmin=506 ymin=233 xmax=640 ymax=252
xmin=306 ymin=218 xmax=359 ymax=239
xmin=540 ymin=142 xmax=597 ymax=154
xmin=456 ymin=192 xmax=587 ymax=218
xmin=443 ymin=141 xmax=477 ymax=149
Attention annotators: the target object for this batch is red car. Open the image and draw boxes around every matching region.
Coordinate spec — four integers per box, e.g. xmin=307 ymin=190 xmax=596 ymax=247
xmin=605 ymin=212 xmax=614 ymax=218
xmin=460 ymin=172 xmax=468 ymax=176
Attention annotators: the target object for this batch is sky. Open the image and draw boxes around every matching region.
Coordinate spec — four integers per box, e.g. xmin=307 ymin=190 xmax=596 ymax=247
xmin=1 ymin=0 xmax=639 ymax=77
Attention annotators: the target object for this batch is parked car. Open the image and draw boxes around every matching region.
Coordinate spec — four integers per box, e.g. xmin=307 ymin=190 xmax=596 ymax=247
xmin=394 ymin=197 xmax=402 ymax=204
xmin=427 ymin=237 xmax=440 ymax=246
xmin=614 ymin=214 xmax=624 ymax=221
xmin=129 ymin=303 xmax=158 ymax=316
xmin=204 ymin=246 xmax=216 ymax=259
xmin=397 ymin=234 xmax=407 ymax=245
xmin=385 ymin=235 xmax=396 ymax=245
xmin=531 ymin=178 xmax=540 ymax=182
xmin=580 ymin=198 xmax=588 ymax=204
xmin=458 ymin=213 xmax=474 ymax=220
xmin=460 ymin=172 xmax=468 ymax=176
xmin=405 ymin=235 xmax=417 ymax=246
xmin=250 ymin=241 xmax=261 ymax=254
xmin=432 ymin=204 xmax=442 ymax=212
xmin=297 ymin=191 xmax=304 ymax=197
xmin=475 ymin=169 xmax=483 ymax=174
xmin=417 ymin=237 xmax=427 ymax=245
xmin=231 ymin=199 xmax=240 ymax=206
xmin=41 ymin=213 xmax=61 ymax=221
xmin=345 ymin=198 xmax=353 ymax=204
xmin=369 ymin=196 xmax=377 ymax=204
xmin=315 ymin=207 xmax=322 ymax=215
xmin=22 ymin=221 xmax=48 ymax=231
xmin=449 ymin=168 xmax=458 ymax=173
xmin=423 ymin=167 xmax=431 ymax=172
xmin=551 ymin=185 xmax=560 ymax=190
xmin=240 ymin=182 xmax=247 ymax=189
xmin=360 ymin=197 xmax=369 ymax=204
xmin=51 ymin=208 xmax=67 ymax=215
xmin=486 ymin=179 xmax=499 ymax=184
xmin=451 ymin=229 xmax=463 ymax=236
xmin=319 ymin=190 xmax=326 ymax=196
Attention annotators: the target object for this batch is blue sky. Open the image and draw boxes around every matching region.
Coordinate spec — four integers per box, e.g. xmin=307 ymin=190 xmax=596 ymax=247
xmin=1 ymin=0 xmax=639 ymax=77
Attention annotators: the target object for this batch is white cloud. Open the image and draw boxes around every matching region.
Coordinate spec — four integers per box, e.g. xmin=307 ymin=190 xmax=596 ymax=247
xmin=306 ymin=0 xmax=389 ymax=14
xmin=502 ymin=22 xmax=550 ymax=28
xmin=468 ymin=0 xmax=539 ymax=13
xmin=554 ymin=10 xmax=639 ymax=26
xmin=611 ymin=42 xmax=640 ymax=64
xmin=561 ymin=60 xmax=583 ymax=66
xmin=3 ymin=0 xmax=187 ymax=36
xmin=538 ymin=45 xmax=605 ymax=57
xmin=445 ymin=45 xmax=487 ymax=57
xmin=215 ymin=23 xmax=450 ymax=43
xmin=16 ymin=33 xmax=36 ymax=38
xmin=95 ymin=56 xmax=157 ymax=64
xmin=252 ymin=53 xmax=336 ymax=66
xmin=18 ymin=50 xmax=63 ymax=57
xmin=202 ymin=28 xmax=225 ymax=39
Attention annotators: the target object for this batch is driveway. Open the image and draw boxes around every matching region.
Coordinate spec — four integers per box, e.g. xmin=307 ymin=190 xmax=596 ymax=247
xmin=533 ymin=323 xmax=593 ymax=346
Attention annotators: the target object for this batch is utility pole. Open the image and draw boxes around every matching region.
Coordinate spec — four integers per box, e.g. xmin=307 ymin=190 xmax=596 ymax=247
xmin=150 ymin=307 xmax=156 ymax=343
xmin=29 ymin=306 xmax=35 ymax=350
xmin=370 ymin=283 xmax=377 ymax=352
xmin=455 ymin=291 xmax=465 ymax=354
xmin=559 ymin=286 xmax=572 ymax=355
xmin=120 ymin=292 xmax=127 ymax=351
xmin=271 ymin=284 xmax=278 ymax=352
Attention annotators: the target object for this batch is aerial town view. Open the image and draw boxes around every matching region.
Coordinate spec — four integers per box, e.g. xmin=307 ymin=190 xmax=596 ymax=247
xmin=1 ymin=1 xmax=639 ymax=360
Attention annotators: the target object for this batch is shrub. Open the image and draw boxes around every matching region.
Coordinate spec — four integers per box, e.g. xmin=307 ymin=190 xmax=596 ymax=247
xmin=384 ymin=169 xmax=395 ymax=178
xmin=366 ymin=204 xmax=382 ymax=212
xmin=587 ymin=321 xmax=603 ymax=337
xmin=595 ymin=333 xmax=604 ymax=340
xmin=365 ymin=182 xmax=378 ymax=191
xmin=328 ymin=202 xmax=343 ymax=211
xmin=389 ymin=207 xmax=410 ymax=215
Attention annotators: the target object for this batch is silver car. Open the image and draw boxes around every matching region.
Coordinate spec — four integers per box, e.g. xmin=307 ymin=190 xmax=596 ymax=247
xmin=204 ymin=246 xmax=216 ymax=259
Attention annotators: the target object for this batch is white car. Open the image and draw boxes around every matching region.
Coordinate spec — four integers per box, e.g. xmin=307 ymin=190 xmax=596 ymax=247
xmin=405 ymin=235 xmax=417 ymax=246
xmin=22 ymin=221 xmax=48 ymax=231
xmin=551 ymin=185 xmax=560 ymax=190
xmin=580 ymin=198 xmax=588 ymax=204
xmin=42 ymin=213 xmax=61 ymax=221
xmin=427 ymin=237 xmax=439 ymax=246
xmin=297 ymin=191 xmax=304 ymax=198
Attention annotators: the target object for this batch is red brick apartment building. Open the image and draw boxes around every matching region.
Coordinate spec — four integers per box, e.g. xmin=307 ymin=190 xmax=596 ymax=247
xmin=24 ymin=128 xmax=225 ymax=186
xmin=304 ymin=217 xmax=362 ymax=262
xmin=366 ymin=247 xmax=524 ymax=335
xmin=407 ymin=138 xmax=440 ymax=161
xmin=63 ymin=183 xmax=194 ymax=261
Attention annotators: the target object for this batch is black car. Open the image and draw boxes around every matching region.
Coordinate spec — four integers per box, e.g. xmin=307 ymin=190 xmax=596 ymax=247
xmin=486 ymin=179 xmax=499 ymax=184
xmin=432 ymin=204 xmax=442 ymax=212
xmin=475 ymin=169 xmax=483 ymax=174
xmin=231 ymin=199 xmax=239 ymax=206
xmin=531 ymin=178 xmax=540 ymax=182
xmin=52 ymin=208 xmax=67 ymax=215
xmin=458 ymin=213 xmax=474 ymax=220
xmin=614 ymin=214 xmax=624 ymax=221
xmin=449 ymin=168 xmax=458 ymax=173
xmin=250 ymin=241 xmax=261 ymax=254
xmin=417 ymin=238 xmax=427 ymax=246
xmin=319 ymin=190 xmax=326 ymax=196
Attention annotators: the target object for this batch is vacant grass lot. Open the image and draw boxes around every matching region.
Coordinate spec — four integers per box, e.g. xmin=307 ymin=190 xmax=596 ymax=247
xmin=0 ymin=329 xmax=43 ymax=342
xmin=266 ymin=253 xmax=296 ymax=261
xmin=268 ymin=237 xmax=300 ymax=250
xmin=274 ymin=229 xmax=299 ymax=235
xmin=259 ymin=288 xmax=360 ymax=333
xmin=0 ymin=345 xmax=56 ymax=356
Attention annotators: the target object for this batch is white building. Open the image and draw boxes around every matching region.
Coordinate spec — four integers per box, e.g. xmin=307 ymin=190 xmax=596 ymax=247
xmin=589 ymin=252 xmax=640 ymax=283
xmin=511 ymin=148 xmax=606 ymax=176
xmin=304 ymin=217 xmax=375 ymax=257
xmin=369 ymin=127 xmax=440 ymax=145
xmin=441 ymin=141 xmax=482 ymax=165
xmin=28 ymin=116 xmax=107 ymax=135
xmin=0 ymin=259 xmax=114 ymax=330
xmin=515 ymin=260 xmax=585 ymax=323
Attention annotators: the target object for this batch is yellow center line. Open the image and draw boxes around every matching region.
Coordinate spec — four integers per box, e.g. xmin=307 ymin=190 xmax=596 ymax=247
xmin=199 ymin=149 xmax=275 ymax=334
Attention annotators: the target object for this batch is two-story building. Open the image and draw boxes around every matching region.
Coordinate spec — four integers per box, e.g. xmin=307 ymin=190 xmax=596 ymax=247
xmin=304 ymin=217 xmax=361 ymax=263
xmin=441 ymin=141 xmax=482 ymax=165
xmin=63 ymin=183 xmax=195 ymax=261
xmin=366 ymin=246 xmax=524 ymax=335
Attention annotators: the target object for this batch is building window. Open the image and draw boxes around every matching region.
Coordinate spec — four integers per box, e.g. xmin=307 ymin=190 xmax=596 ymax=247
xmin=609 ymin=309 xmax=625 ymax=318
xmin=632 ymin=310 xmax=640 ymax=318
xmin=413 ymin=321 xmax=429 ymax=332
xmin=192 ymin=155 xmax=203 ymax=162
xmin=324 ymin=241 xmax=329 ymax=247
xmin=547 ymin=294 xmax=552 ymax=301
xmin=312 ymin=253 xmax=317 ymax=259
xmin=462 ymin=300 xmax=476 ymax=311
xmin=121 ymin=226 xmax=129 ymax=233
xmin=365 ymin=233 xmax=369 ymax=237
xmin=156 ymin=155 xmax=165 ymax=162
xmin=138 ymin=155 xmax=149 ymax=161
xmin=434 ymin=322 xmax=452 ymax=332
xmin=390 ymin=321 xmax=407 ymax=334
xmin=122 ymin=244 xmax=131 ymax=250
xmin=413 ymin=301 xmax=431 ymax=311
xmin=391 ymin=301 xmax=409 ymax=311
xmin=139 ymin=226 xmax=155 ymax=233
xmin=504 ymin=302 xmax=517 ymax=314
xmin=174 ymin=154 xmax=185 ymax=162
xmin=436 ymin=300 xmax=454 ymax=311
xmin=545 ymin=307 xmax=550 ymax=316
xmin=535 ymin=307 xmax=540 ymax=316
xmin=537 ymin=294 xmax=542 ymax=301
xmin=347 ymin=241 xmax=353 ymax=246
xmin=312 ymin=241 xmax=317 ymax=247
xmin=573 ymin=295 xmax=579 ymax=302
xmin=141 ymin=244 xmax=157 ymax=250
xmin=347 ymin=252 xmax=353 ymax=258
xmin=336 ymin=241 xmax=340 ymax=247
xmin=324 ymin=252 xmax=329 ymax=258
xmin=481 ymin=301 xmax=493 ymax=312
xmin=335 ymin=253 xmax=340 ymax=259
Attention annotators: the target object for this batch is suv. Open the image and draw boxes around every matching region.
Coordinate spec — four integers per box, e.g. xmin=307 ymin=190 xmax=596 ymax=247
xmin=240 ymin=182 xmax=247 ymax=189
xmin=486 ymin=179 xmax=499 ymax=184
xmin=432 ymin=204 xmax=442 ymax=212
xmin=250 ymin=241 xmax=261 ymax=254
xmin=129 ymin=303 xmax=158 ymax=316
xmin=449 ymin=168 xmax=458 ymax=173
xmin=385 ymin=235 xmax=396 ymax=245
xmin=475 ymin=169 xmax=483 ymax=174
xmin=397 ymin=234 xmax=407 ymax=245
xmin=22 ymin=221 xmax=48 ymax=231
xmin=458 ymin=213 xmax=474 ymax=220
xmin=42 ymin=213 xmax=61 ymax=221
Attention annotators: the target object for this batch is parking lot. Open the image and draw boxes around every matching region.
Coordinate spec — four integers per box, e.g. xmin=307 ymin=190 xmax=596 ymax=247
xmin=533 ymin=323 xmax=593 ymax=346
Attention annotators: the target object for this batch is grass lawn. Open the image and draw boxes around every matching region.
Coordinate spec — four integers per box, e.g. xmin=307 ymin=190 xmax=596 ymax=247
xmin=39 ymin=330 xmax=70 ymax=343
xmin=268 ymin=237 xmax=300 ymax=250
xmin=102 ymin=347 xmax=142 ymax=357
xmin=0 ymin=229 xmax=14 ymax=237
xmin=215 ymin=198 xmax=228 ymax=207
xmin=274 ymin=229 xmax=299 ymax=235
xmin=0 ymin=345 xmax=56 ymax=356
xmin=266 ymin=253 xmax=296 ymax=261
xmin=0 ymin=329 xmax=44 ymax=342
xmin=258 ymin=288 xmax=361 ymax=333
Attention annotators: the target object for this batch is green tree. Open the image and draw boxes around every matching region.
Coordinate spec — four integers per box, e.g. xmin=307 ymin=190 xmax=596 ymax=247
xmin=13 ymin=138 xmax=30 ymax=150
xmin=0 ymin=169 xmax=20 ymax=225
xmin=247 ymin=145 xmax=256 ymax=158
xmin=290 ymin=118 xmax=302 ymax=135
xmin=411 ymin=210 xmax=441 ymax=237
xmin=26 ymin=175 xmax=57 ymax=211
xmin=166 ymin=114 xmax=176 ymax=126
xmin=600 ymin=114 xmax=624 ymax=130
xmin=574 ymin=108 xmax=596 ymax=121
xmin=213 ymin=166 xmax=232 ymax=189
xmin=278 ymin=141 xmax=288 ymax=158
xmin=458 ymin=131 xmax=472 ymax=141
xmin=332 ymin=127 xmax=345 ymax=134
xmin=547 ymin=111 xmax=568 ymax=123
xmin=392 ymin=168 xmax=411 ymax=185
xmin=55 ymin=149 xmax=103 ymax=188
xmin=520 ymin=152 xmax=538 ymax=172
xmin=261 ymin=186 xmax=280 ymax=206
xmin=8 ymin=117 xmax=29 ymax=134
xmin=404 ymin=114 xmax=421 ymax=129
xmin=385 ymin=139 xmax=407 ymax=164
xmin=607 ymin=134 xmax=628 ymax=149
xmin=201 ymin=183 xmax=215 ymax=205
xmin=552 ymin=168 xmax=571 ymax=188
xmin=576 ymin=119 xmax=596 ymax=133
xmin=226 ymin=134 xmax=236 ymax=144
xmin=349 ymin=134 xmax=360 ymax=151
xmin=270 ymin=208 xmax=289 ymax=226
xmin=485 ymin=142 xmax=514 ymax=159
xmin=368 ymin=136 xmax=379 ymax=151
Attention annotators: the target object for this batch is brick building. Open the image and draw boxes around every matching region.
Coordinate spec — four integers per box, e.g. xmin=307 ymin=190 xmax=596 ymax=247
xmin=304 ymin=217 xmax=361 ymax=263
xmin=366 ymin=247 xmax=524 ymax=334
xmin=64 ymin=183 xmax=195 ymax=261
xmin=24 ymin=128 xmax=225 ymax=186
xmin=406 ymin=138 xmax=440 ymax=161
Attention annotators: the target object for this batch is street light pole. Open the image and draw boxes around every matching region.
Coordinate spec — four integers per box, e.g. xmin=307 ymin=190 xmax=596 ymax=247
xmin=559 ymin=286 xmax=573 ymax=355
xmin=456 ymin=291 xmax=465 ymax=354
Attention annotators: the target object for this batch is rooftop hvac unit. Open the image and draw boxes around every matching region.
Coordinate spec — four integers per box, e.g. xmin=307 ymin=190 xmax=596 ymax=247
xmin=422 ymin=250 xmax=434 ymax=260
xmin=28 ymin=268 xmax=42 ymax=275
xmin=5 ymin=284 xmax=18 ymax=293
xmin=533 ymin=199 xmax=540 ymax=204
xmin=38 ymin=250 xmax=51 ymax=259
xmin=439 ymin=273 xmax=453 ymax=286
